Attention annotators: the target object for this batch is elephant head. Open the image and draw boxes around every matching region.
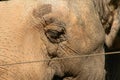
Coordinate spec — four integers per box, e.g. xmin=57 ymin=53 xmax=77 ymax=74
xmin=42 ymin=0 xmax=120 ymax=79
xmin=0 ymin=0 xmax=120 ymax=80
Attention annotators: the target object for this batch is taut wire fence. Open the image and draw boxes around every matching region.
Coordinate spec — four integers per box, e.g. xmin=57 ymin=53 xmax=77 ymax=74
xmin=0 ymin=51 xmax=120 ymax=67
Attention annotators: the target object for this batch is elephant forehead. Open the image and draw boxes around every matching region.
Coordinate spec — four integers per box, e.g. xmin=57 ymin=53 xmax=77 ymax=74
xmin=37 ymin=0 xmax=93 ymax=25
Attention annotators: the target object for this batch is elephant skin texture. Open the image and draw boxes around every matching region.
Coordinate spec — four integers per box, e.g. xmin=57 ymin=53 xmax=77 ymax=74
xmin=0 ymin=0 xmax=120 ymax=80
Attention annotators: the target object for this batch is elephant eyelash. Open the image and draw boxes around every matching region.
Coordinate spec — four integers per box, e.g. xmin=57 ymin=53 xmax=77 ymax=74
xmin=45 ymin=18 xmax=55 ymax=25
xmin=38 ymin=17 xmax=55 ymax=27
xmin=39 ymin=17 xmax=47 ymax=27
xmin=42 ymin=16 xmax=56 ymax=26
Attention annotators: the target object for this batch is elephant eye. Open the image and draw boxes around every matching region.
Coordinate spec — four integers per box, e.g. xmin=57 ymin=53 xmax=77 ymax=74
xmin=45 ymin=23 xmax=66 ymax=43
xmin=46 ymin=30 xmax=61 ymax=39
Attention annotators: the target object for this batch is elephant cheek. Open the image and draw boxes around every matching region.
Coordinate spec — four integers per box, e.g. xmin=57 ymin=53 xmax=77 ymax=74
xmin=66 ymin=27 xmax=87 ymax=53
xmin=0 ymin=30 xmax=52 ymax=80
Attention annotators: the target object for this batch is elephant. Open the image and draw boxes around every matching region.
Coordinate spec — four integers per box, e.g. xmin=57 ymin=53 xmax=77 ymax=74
xmin=48 ymin=0 xmax=120 ymax=80
xmin=0 ymin=0 xmax=120 ymax=80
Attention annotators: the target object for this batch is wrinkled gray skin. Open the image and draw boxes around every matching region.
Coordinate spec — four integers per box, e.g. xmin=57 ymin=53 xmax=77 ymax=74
xmin=48 ymin=0 xmax=120 ymax=80
xmin=0 ymin=0 xmax=120 ymax=80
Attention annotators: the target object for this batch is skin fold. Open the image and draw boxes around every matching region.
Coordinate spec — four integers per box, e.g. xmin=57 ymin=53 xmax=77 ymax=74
xmin=0 ymin=0 xmax=119 ymax=80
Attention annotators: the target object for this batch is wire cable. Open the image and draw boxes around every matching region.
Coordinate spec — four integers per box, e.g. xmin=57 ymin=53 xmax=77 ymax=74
xmin=0 ymin=51 xmax=120 ymax=67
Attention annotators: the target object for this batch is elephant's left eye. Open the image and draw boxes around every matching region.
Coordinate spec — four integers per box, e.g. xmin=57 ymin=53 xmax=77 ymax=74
xmin=46 ymin=30 xmax=62 ymax=39
xmin=44 ymin=22 xmax=66 ymax=43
